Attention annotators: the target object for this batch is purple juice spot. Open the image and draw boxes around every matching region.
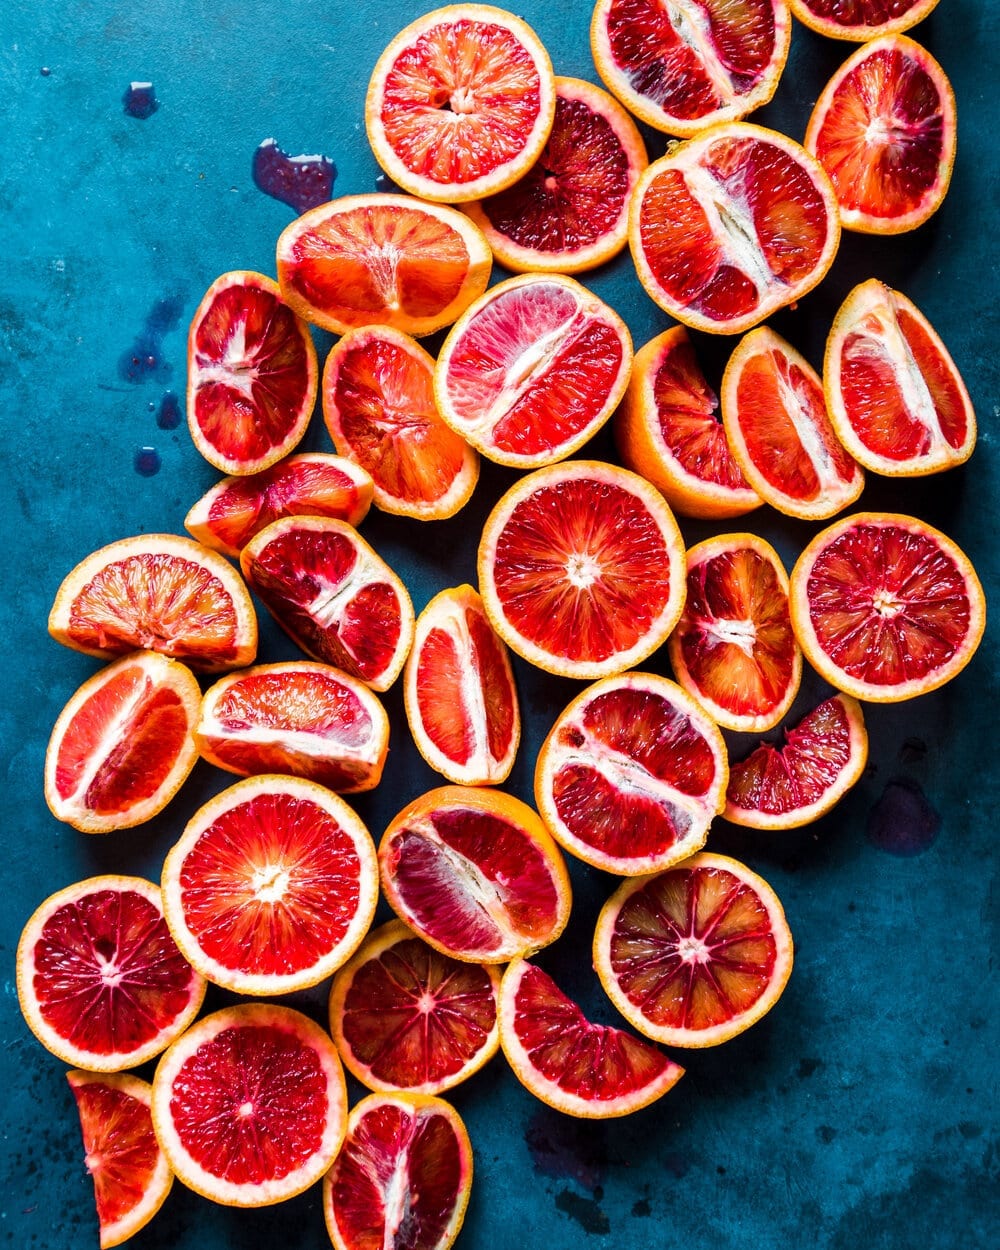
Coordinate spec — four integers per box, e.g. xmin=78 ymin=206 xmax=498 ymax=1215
xmin=867 ymin=777 xmax=941 ymax=857
xmin=134 ymin=447 xmax=161 ymax=476
xmin=156 ymin=390 xmax=182 ymax=429
xmin=375 ymin=172 xmax=401 ymax=193
xmin=524 ymin=1108 xmax=606 ymax=1192
xmin=123 ymin=82 xmax=158 ymax=119
xmin=40 ymin=67 xmax=51 ymax=77
xmin=118 ymin=294 xmax=185 ymax=383
xmin=252 ymin=139 xmax=336 ymax=214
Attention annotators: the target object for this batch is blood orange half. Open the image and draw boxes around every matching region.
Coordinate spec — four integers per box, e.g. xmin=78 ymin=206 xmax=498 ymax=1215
xmin=788 ymin=0 xmax=941 ymax=40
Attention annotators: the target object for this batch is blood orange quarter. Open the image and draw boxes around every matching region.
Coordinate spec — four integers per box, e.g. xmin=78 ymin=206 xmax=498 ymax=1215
xmin=788 ymin=0 xmax=941 ymax=40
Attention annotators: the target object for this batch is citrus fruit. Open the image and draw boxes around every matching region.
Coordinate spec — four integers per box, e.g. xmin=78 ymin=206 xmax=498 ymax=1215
xmin=67 ymin=1069 xmax=173 ymax=1249
xmin=240 ymin=516 xmax=415 ymax=692
xmin=721 ymin=327 xmax=865 ymax=520
xmin=724 ymin=693 xmax=868 ymax=828
xmin=629 ymin=122 xmax=840 ymax=335
xmin=497 ymin=959 xmax=684 ymax=1118
xmin=788 ymin=0 xmax=941 ymax=40
xmin=276 ymin=194 xmax=492 ymax=337
xmin=195 ymin=661 xmax=389 ymax=793
xmin=463 ymin=76 xmax=647 ymax=274
xmin=329 ymin=920 xmax=500 ymax=1095
xmin=824 ymin=279 xmax=976 ymax=476
xmin=591 ymin=0 xmax=792 ymax=137
xmin=434 ymin=273 xmax=633 ymax=469
xmin=614 ymin=326 xmax=762 ymax=521
xmin=161 ymin=775 xmax=379 ymax=995
xmin=323 ymin=1092 xmax=473 ymax=1250
xmin=186 ymin=271 xmax=318 ymax=475
xmin=322 ymin=324 xmax=478 ymax=519
xmin=44 ymin=650 xmax=201 ymax=833
xmin=184 ymin=453 xmax=374 ymax=558
xmin=365 ymin=4 xmax=556 ymax=204
xmin=16 ymin=875 xmax=205 ymax=1071
xmin=379 ymin=785 xmax=571 ymax=964
xmin=534 ymin=672 xmax=728 ymax=876
xmin=151 ymin=1003 xmax=347 ymax=1207
xmin=593 ymin=851 xmax=794 ymax=1047
xmin=404 ymin=585 xmax=520 ymax=787
xmin=48 ymin=533 xmax=258 ymax=672
xmin=789 ymin=512 xmax=986 ymax=702
xmin=477 ymin=460 xmax=686 ymax=678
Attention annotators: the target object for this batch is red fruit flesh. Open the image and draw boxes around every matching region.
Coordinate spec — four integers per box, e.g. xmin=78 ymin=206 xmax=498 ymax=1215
xmin=802 ymin=0 xmax=927 ymax=30
xmin=69 ymin=1079 xmax=161 ymax=1229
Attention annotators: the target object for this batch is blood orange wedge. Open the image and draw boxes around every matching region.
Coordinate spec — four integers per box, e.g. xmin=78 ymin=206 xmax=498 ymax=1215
xmin=789 ymin=512 xmax=986 ymax=702
xmin=186 ymin=271 xmax=318 ymax=475
xmin=184 ymin=453 xmax=373 ymax=558
xmin=67 ymin=1070 xmax=173 ymax=1249
xmin=724 ymin=693 xmax=868 ymax=828
xmin=824 ymin=279 xmax=976 ymax=476
xmin=464 ymin=76 xmax=647 ymax=274
xmin=404 ymin=585 xmax=520 ymax=787
xmin=48 ymin=534 xmax=258 ymax=672
xmin=593 ymin=851 xmax=794 ymax=1047
xmin=534 ymin=673 xmax=728 ymax=876
xmin=322 ymin=325 xmax=478 ymax=520
xmin=379 ymin=786 xmax=571 ymax=964
xmin=16 ymin=875 xmax=205 ymax=1071
xmin=591 ymin=0 xmax=792 ymax=137
xmin=721 ymin=328 xmax=864 ymax=520
xmin=497 ymin=959 xmax=684 ymax=1118
xmin=276 ymin=194 xmax=491 ymax=338
xmin=434 ymin=274 xmax=633 ymax=469
xmin=788 ymin=0 xmax=941 ymax=40
xmin=629 ymin=122 xmax=840 ymax=336
xmin=329 ymin=920 xmax=500 ymax=1095
xmin=240 ymin=516 xmax=415 ymax=692
xmin=323 ymin=1092 xmax=473 ymax=1250
xmin=44 ymin=650 xmax=200 ymax=833
xmin=365 ymin=5 xmax=556 ymax=204
xmin=477 ymin=461 xmax=686 ymax=679
xmin=161 ymin=775 xmax=379 ymax=995
xmin=151 ymin=1003 xmax=347 ymax=1207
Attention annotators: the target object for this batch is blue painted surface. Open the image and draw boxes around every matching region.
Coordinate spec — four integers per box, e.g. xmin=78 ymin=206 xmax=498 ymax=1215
xmin=1 ymin=2 xmax=997 ymax=1247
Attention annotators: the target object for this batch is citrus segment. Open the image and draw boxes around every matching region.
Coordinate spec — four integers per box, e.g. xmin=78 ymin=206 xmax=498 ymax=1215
xmin=788 ymin=0 xmax=941 ymax=40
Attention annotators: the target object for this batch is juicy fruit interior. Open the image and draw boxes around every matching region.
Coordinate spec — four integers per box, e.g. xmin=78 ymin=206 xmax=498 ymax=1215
xmin=799 ymin=0 xmax=930 ymax=30
xmin=70 ymin=1077 xmax=162 ymax=1230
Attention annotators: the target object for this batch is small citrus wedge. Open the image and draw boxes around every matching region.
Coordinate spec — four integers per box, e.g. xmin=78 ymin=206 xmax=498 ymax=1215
xmin=788 ymin=0 xmax=941 ymax=40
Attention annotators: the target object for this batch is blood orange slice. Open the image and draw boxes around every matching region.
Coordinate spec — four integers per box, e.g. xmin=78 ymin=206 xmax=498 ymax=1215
xmin=16 ymin=875 xmax=205 ymax=1071
xmin=240 ymin=516 xmax=415 ymax=692
xmin=593 ymin=852 xmax=794 ymax=1047
xmin=379 ymin=786 xmax=571 ymax=964
xmin=724 ymin=693 xmax=868 ymax=828
xmin=478 ymin=461 xmax=686 ymax=679
xmin=161 ymin=775 xmax=378 ymax=995
xmin=629 ymin=122 xmax=840 ymax=335
xmin=404 ymin=585 xmax=520 ymax=787
xmin=435 ymin=274 xmax=632 ymax=469
xmin=329 ymin=920 xmax=500 ymax=1095
xmin=788 ymin=0 xmax=941 ymax=40
xmin=534 ymin=672 xmax=728 ymax=876
xmin=498 ymin=959 xmax=684 ymax=1118
xmin=151 ymin=1003 xmax=347 ymax=1207
xmin=789 ymin=512 xmax=986 ymax=702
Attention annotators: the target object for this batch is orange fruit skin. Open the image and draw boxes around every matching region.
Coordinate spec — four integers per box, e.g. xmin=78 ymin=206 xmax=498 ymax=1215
xmin=788 ymin=0 xmax=942 ymax=40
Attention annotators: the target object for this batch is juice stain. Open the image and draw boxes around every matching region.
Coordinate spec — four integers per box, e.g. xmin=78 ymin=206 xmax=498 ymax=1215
xmin=524 ymin=1108 xmax=606 ymax=1191
xmin=253 ymin=139 xmax=336 ymax=214
xmin=156 ymin=391 xmax=182 ymax=429
xmin=40 ymin=67 xmax=51 ymax=77
xmin=134 ymin=447 xmax=161 ymax=476
xmin=118 ymin=294 xmax=185 ymax=383
xmin=123 ymin=82 xmax=158 ymax=119
xmin=375 ymin=172 xmax=401 ymax=193
xmin=867 ymin=777 xmax=941 ymax=856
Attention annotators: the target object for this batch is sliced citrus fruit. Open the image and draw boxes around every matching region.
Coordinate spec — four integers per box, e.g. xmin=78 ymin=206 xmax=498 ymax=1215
xmin=151 ymin=1003 xmax=347 ymax=1207
xmin=498 ymin=959 xmax=684 ymax=1118
xmin=824 ymin=279 xmax=976 ymax=475
xmin=365 ymin=4 xmax=556 ymax=204
xmin=789 ymin=512 xmax=986 ymax=702
xmin=161 ymin=775 xmax=378 ymax=995
xmin=67 ymin=1070 xmax=173 ymax=1250
xmin=591 ymin=0 xmax=792 ymax=137
xmin=434 ymin=274 xmax=633 ymax=469
xmin=404 ymin=585 xmax=520 ymax=787
xmin=629 ymin=122 xmax=840 ymax=335
xmin=379 ymin=785 xmax=571 ymax=964
xmin=329 ymin=920 xmax=500 ymax=1095
xmin=534 ymin=672 xmax=728 ymax=876
xmin=788 ymin=0 xmax=941 ymax=40
xmin=614 ymin=327 xmax=762 ymax=521
xmin=240 ymin=516 xmax=415 ymax=692
xmin=464 ymin=76 xmax=647 ymax=274
xmin=323 ymin=1092 xmax=473 ymax=1250
xmin=477 ymin=460 xmax=686 ymax=679
xmin=724 ymin=693 xmax=868 ymax=828
xmin=322 ymin=324 xmax=478 ymax=519
xmin=195 ymin=662 xmax=389 ymax=793
xmin=16 ymin=875 xmax=205 ymax=1071
xmin=593 ymin=851 xmax=794 ymax=1047
xmin=44 ymin=650 xmax=200 ymax=833
xmin=276 ymin=194 xmax=491 ymax=338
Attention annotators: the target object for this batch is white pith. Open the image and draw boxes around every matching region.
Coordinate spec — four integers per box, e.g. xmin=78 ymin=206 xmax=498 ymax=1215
xmin=196 ymin=315 xmax=259 ymax=399
xmin=703 ymin=616 xmax=757 ymax=656
xmin=770 ymin=354 xmax=855 ymax=497
xmin=422 ymin=601 xmax=497 ymax=774
xmin=679 ymin=156 xmax=777 ymax=297
xmin=663 ymin=1 xmax=742 ymax=104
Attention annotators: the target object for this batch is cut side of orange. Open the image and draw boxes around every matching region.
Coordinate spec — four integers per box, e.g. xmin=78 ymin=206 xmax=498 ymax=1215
xmin=788 ymin=0 xmax=941 ymax=40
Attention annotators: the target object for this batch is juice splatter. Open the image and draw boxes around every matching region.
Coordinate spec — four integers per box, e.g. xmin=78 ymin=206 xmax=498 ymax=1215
xmin=867 ymin=777 xmax=941 ymax=856
xmin=157 ymin=391 xmax=182 ymax=430
xmin=124 ymin=82 xmax=158 ymax=119
xmin=252 ymin=139 xmax=336 ymax=214
xmin=118 ymin=295 xmax=185 ymax=383
xmin=134 ymin=447 xmax=161 ymax=476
